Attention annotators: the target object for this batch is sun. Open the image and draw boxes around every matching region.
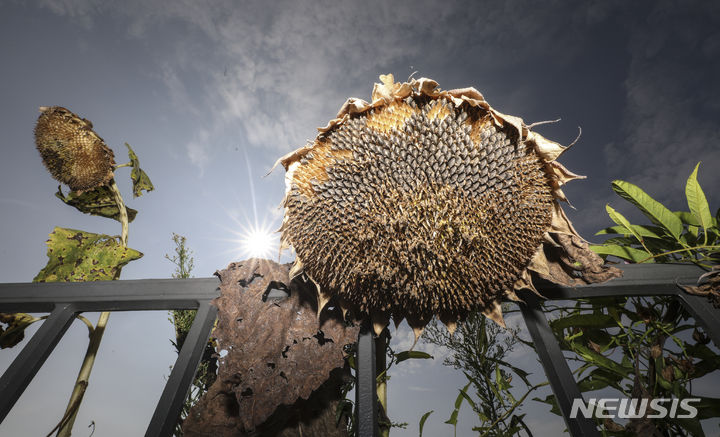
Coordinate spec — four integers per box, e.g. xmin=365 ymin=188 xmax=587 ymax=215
xmin=239 ymin=223 xmax=277 ymax=259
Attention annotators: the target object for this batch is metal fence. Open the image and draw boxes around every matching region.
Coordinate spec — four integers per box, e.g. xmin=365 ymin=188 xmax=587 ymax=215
xmin=1 ymin=264 xmax=718 ymax=437
xmin=0 ymin=278 xmax=219 ymax=437
xmin=355 ymin=263 xmax=719 ymax=437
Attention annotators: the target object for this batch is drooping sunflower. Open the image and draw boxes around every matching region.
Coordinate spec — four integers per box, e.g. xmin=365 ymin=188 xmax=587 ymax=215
xmin=276 ymin=74 xmax=620 ymax=337
xmin=34 ymin=106 xmax=115 ymax=192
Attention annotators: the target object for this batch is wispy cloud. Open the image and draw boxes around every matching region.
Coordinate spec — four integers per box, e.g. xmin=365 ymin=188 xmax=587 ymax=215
xmin=185 ymin=129 xmax=211 ymax=171
xmin=37 ymin=0 xmax=627 ymax=173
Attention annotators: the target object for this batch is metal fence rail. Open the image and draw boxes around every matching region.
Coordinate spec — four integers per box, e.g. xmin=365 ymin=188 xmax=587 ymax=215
xmin=0 ymin=278 xmax=219 ymax=437
xmin=1 ymin=264 xmax=717 ymax=437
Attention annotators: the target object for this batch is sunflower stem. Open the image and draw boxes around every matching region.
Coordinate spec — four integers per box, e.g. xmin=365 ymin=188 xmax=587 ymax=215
xmin=108 ymin=179 xmax=128 ymax=246
xmin=54 ymin=180 xmax=128 ymax=437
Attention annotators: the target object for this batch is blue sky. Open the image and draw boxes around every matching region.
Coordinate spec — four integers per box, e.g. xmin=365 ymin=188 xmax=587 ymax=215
xmin=1 ymin=0 xmax=720 ymax=436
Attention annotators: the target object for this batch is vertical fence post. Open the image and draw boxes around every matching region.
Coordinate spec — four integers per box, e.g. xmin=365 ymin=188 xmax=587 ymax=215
xmin=145 ymin=301 xmax=218 ymax=437
xmin=677 ymin=293 xmax=720 ymax=347
xmin=356 ymin=320 xmax=379 ymax=437
xmin=518 ymin=290 xmax=601 ymax=437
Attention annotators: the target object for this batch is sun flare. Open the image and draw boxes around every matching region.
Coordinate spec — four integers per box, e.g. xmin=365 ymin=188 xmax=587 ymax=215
xmin=239 ymin=224 xmax=276 ymax=259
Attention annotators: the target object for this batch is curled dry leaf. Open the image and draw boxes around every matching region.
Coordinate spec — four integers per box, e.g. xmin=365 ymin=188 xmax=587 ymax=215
xmin=276 ymin=74 xmax=621 ymax=335
xmin=183 ymin=259 xmax=358 ymax=436
xmin=679 ymin=265 xmax=720 ymax=308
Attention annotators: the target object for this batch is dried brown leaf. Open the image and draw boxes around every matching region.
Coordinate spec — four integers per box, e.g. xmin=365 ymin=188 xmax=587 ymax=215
xmin=183 ymin=259 xmax=358 ymax=436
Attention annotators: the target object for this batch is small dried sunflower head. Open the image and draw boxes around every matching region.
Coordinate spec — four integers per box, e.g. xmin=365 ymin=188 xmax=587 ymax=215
xmin=277 ymin=74 xmax=620 ymax=337
xmin=34 ymin=106 xmax=115 ymax=192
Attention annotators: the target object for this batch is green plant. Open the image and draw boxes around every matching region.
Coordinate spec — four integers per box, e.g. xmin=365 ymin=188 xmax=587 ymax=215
xmin=534 ymin=162 xmax=720 ymax=436
xmin=422 ymin=309 xmax=545 ymax=437
xmin=591 ymin=162 xmax=719 ymax=267
xmin=164 ymin=233 xmax=217 ymax=437
xmin=0 ymin=107 xmax=153 ymax=437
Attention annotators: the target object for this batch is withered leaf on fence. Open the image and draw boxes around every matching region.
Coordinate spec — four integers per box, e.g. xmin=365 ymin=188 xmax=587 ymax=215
xmin=34 ymin=227 xmax=142 ymax=282
xmin=679 ymin=265 xmax=720 ymax=308
xmin=183 ymin=259 xmax=359 ymax=436
xmin=55 ymin=185 xmax=138 ymax=223
xmin=0 ymin=313 xmax=41 ymax=349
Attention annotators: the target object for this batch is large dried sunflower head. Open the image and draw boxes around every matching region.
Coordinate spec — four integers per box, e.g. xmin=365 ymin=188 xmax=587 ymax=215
xmin=277 ymin=74 xmax=620 ymax=336
xmin=34 ymin=106 xmax=115 ymax=192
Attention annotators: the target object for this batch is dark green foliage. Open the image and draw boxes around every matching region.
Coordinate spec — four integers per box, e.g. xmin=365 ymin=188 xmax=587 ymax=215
xmin=422 ymin=310 xmax=538 ymax=437
xmin=541 ymin=295 xmax=720 ymax=436
xmin=418 ymin=410 xmax=433 ymax=437
xmin=543 ymin=162 xmax=720 ymax=435
xmin=591 ymin=162 xmax=719 ymax=267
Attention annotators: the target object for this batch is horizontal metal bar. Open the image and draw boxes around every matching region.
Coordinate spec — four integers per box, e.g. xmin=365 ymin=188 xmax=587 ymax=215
xmin=533 ymin=263 xmax=704 ymax=300
xmin=146 ymin=301 xmax=218 ymax=437
xmin=519 ymin=291 xmax=601 ymax=437
xmin=0 ymin=303 xmax=77 ymax=423
xmin=0 ymin=278 xmax=220 ymax=313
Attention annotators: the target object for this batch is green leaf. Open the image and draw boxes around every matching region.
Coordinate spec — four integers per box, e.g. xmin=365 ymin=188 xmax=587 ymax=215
xmin=576 ymin=368 xmax=624 ymax=392
xmin=686 ymin=162 xmax=714 ymax=238
xmin=675 ymin=211 xmax=701 ymax=226
xmin=55 ymin=185 xmax=137 ymax=223
xmin=34 ymin=227 xmax=143 ymax=282
xmin=550 ymin=314 xmax=617 ymax=331
xmin=482 ymin=356 xmax=532 ymax=386
xmin=590 ymin=244 xmax=655 ymax=263
xmin=532 ymin=394 xmax=561 ymax=416
xmin=335 ymin=399 xmax=353 ymax=426
xmin=686 ymin=344 xmax=720 ymax=379
xmin=458 ymin=389 xmax=479 ymax=412
xmin=445 ymin=382 xmax=471 ymax=425
xmin=444 ymin=409 xmax=459 ymax=426
xmin=612 ymin=180 xmax=683 ymax=240
xmin=455 ymin=382 xmax=471 ymax=409
xmin=0 ymin=313 xmax=41 ymax=349
xmin=419 ymin=410 xmax=433 ymax=437
xmin=395 ymin=350 xmax=433 ymax=364
xmin=126 ymin=143 xmax=154 ymax=197
xmin=595 ymin=224 xmax=664 ymax=239
xmin=605 ymin=204 xmax=646 ymax=246
xmin=694 ymin=396 xmax=720 ymax=420
xmin=599 ymin=236 xmax=639 ymax=246
xmin=675 ymin=416 xmax=705 ymax=437
xmin=568 ymin=343 xmax=633 ymax=378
